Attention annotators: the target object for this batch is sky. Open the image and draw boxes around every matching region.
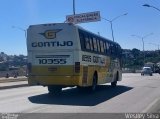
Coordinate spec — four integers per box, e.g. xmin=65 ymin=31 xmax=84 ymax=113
xmin=0 ymin=0 xmax=160 ymax=55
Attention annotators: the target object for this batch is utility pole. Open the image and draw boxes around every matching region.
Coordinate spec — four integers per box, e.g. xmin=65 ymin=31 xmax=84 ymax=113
xmin=73 ymin=0 xmax=75 ymax=15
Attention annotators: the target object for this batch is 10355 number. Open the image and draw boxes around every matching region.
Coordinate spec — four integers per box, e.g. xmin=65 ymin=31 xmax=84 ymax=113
xmin=39 ymin=58 xmax=67 ymax=64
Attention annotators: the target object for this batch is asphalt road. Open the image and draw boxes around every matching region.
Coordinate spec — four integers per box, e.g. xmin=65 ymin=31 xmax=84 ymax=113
xmin=0 ymin=73 xmax=160 ymax=118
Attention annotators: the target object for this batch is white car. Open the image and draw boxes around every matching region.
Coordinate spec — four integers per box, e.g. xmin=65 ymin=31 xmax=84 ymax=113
xmin=141 ymin=67 xmax=153 ymax=76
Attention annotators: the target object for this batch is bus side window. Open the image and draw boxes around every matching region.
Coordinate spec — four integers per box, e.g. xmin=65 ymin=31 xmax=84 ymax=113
xmin=104 ymin=42 xmax=109 ymax=54
xmin=100 ymin=40 xmax=104 ymax=53
xmin=112 ymin=44 xmax=114 ymax=54
xmin=106 ymin=42 xmax=110 ymax=54
xmin=93 ymin=38 xmax=98 ymax=52
xmin=108 ymin=43 xmax=111 ymax=55
xmin=85 ymin=36 xmax=91 ymax=50
xmin=117 ymin=45 xmax=122 ymax=57
xmin=115 ymin=45 xmax=118 ymax=56
xmin=109 ymin=43 xmax=113 ymax=55
xmin=97 ymin=39 xmax=101 ymax=53
xmin=111 ymin=44 xmax=116 ymax=56
xmin=79 ymin=32 xmax=85 ymax=50
xmin=103 ymin=42 xmax=107 ymax=54
xmin=89 ymin=37 xmax=93 ymax=51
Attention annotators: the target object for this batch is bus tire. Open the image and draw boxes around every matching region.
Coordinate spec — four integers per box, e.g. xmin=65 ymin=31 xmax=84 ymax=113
xmin=111 ymin=72 xmax=118 ymax=87
xmin=48 ymin=86 xmax=62 ymax=95
xmin=89 ymin=73 xmax=97 ymax=92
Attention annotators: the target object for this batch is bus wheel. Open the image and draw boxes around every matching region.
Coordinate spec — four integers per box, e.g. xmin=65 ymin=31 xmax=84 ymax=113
xmin=111 ymin=73 xmax=118 ymax=87
xmin=90 ymin=73 xmax=97 ymax=91
xmin=48 ymin=86 xmax=62 ymax=95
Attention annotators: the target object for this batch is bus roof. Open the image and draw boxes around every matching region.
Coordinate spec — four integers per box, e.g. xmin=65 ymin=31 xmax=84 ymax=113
xmin=76 ymin=24 xmax=120 ymax=46
xmin=28 ymin=23 xmax=120 ymax=47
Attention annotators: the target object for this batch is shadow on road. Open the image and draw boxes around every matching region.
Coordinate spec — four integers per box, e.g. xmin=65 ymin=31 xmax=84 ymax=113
xmin=28 ymin=85 xmax=133 ymax=106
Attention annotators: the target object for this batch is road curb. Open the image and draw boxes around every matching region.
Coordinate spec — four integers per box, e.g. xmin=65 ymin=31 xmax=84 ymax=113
xmin=0 ymin=84 xmax=29 ymax=90
xmin=0 ymin=77 xmax=27 ymax=83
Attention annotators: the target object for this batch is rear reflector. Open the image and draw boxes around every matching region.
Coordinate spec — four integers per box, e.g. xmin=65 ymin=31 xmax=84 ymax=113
xmin=75 ymin=62 xmax=80 ymax=73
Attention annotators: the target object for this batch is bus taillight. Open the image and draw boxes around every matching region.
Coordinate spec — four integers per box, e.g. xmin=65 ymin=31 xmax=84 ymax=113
xmin=75 ymin=62 xmax=80 ymax=73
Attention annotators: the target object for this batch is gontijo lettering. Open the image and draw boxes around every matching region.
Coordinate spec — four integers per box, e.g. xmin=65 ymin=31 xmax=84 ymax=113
xmin=32 ymin=41 xmax=73 ymax=47
xmin=82 ymin=55 xmax=105 ymax=64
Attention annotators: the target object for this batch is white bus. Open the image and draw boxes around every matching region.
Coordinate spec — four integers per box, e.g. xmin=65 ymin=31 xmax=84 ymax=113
xmin=27 ymin=23 xmax=122 ymax=94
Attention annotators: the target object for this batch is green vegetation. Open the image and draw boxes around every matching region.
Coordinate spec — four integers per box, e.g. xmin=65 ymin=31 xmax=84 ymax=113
xmin=0 ymin=52 xmax=27 ymax=71
xmin=122 ymin=48 xmax=160 ymax=70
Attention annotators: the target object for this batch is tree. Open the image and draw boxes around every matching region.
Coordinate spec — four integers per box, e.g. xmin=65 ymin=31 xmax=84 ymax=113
xmin=131 ymin=48 xmax=140 ymax=58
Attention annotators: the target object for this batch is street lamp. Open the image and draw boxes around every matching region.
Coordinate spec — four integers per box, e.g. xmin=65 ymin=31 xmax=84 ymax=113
xmin=143 ymin=4 xmax=160 ymax=12
xmin=102 ymin=13 xmax=128 ymax=42
xmin=12 ymin=26 xmax=27 ymax=39
xmin=131 ymin=33 xmax=153 ymax=64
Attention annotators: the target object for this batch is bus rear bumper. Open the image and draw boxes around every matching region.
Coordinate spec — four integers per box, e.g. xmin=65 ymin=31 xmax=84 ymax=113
xmin=28 ymin=75 xmax=82 ymax=87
